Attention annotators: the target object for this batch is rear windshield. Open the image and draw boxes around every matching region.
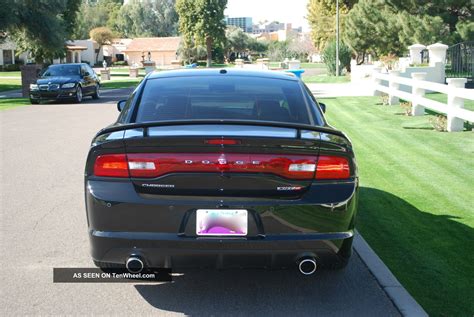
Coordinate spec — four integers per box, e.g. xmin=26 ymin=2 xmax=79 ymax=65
xmin=41 ymin=65 xmax=80 ymax=77
xmin=134 ymin=76 xmax=312 ymax=124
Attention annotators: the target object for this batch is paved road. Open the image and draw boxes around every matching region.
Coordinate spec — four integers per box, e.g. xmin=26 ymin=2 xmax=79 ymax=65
xmin=0 ymin=89 xmax=400 ymax=316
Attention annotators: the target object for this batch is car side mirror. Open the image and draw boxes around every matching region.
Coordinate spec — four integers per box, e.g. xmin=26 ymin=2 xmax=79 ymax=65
xmin=319 ymin=102 xmax=326 ymax=113
xmin=117 ymin=100 xmax=127 ymax=112
xmin=84 ymin=71 xmax=90 ymax=77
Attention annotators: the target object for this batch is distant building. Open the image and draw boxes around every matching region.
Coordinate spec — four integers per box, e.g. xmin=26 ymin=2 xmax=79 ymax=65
xmin=225 ymin=16 xmax=253 ymax=33
xmin=252 ymin=21 xmax=285 ymax=34
xmin=122 ymin=37 xmax=181 ymax=67
xmin=253 ymin=23 xmax=304 ymax=42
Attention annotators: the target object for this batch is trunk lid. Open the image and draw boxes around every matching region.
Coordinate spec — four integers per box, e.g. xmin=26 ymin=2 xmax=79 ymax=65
xmin=123 ymin=124 xmax=320 ymax=198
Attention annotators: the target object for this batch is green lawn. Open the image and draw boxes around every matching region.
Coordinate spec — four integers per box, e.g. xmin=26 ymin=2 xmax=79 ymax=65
xmin=425 ymin=92 xmax=474 ymax=112
xmin=0 ymin=78 xmax=21 ymax=92
xmin=100 ymin=78 xmax=142 ymax=90
xmin=301 ymin=62 xmax=325 ymax=69
xmin=321 ymin=96 xmax=474 ymax=317
xmin=303 ymin=74 xmax=350 ymax=83
xmin=0 ymin=98 xmax=30 ymax=111
xmin=0 ymin=71 xmax=21 ymax=77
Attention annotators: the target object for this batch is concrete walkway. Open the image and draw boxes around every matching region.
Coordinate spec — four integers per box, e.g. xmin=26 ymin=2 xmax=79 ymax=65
xmin=0 ymin=89 xmax=22 ymax=99
xmin=307 ymin=80 xmax=374 ymax=98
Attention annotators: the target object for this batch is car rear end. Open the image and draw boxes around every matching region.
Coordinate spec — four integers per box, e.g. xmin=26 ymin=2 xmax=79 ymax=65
xmin=84 ymin=70 xmax=358 ymax=273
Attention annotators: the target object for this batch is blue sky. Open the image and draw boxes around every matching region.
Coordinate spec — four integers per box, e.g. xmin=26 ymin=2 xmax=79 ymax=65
xmin=225 ymin=0 xmax=310 ymax=31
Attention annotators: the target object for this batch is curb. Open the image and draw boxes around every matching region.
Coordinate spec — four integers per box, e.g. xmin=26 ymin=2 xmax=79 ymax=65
xmin=353 ymin=231 xmax=428 ymax=317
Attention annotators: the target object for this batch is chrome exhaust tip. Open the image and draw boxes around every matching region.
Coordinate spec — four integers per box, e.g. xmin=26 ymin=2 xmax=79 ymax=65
xmin=126 ymin=256 xmax=144 ymax=273
xmin=298 ymin=257 xmax=317 ymax=275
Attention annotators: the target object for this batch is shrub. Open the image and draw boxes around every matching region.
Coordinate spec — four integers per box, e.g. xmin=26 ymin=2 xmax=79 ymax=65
xmin=379 ymin=54 xmax=399 ymax=71
xmin=1 ymin=64 xmax=21 ymax=71
xmin=429 ymin=115 xmax=448 ymax=132
xmin=322 ymin=40 xmax=351 ymax=76
xmin=113 ymin=61 xmax=128 ymax=66
xmin=400 ymin=101 xmax=412 ymax=116
xmin=380 ymin=93 xmax=389 ymax=106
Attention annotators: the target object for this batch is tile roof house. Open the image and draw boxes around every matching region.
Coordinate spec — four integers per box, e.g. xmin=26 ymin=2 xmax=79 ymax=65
xmin=123 ymin=37 xmax=181 ymax=66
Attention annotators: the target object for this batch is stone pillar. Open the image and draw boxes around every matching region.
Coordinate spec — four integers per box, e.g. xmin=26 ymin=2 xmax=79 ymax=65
xmin=287 ymin=59 xmax=301 ymax=69
xmin=427 ymin=43 xmax=448 ymax=67
xmin=235 ymin=59 xmax=244 ymax=68
xmin=411 ymin=72 xmax=427 ymax=116
xmin=408 ymin=44 xmax=426 ymax=65
xmin=388 ymin=70 xmax=400 ymax=105
xmin=129 ymin=68 xmax=139 ymax=78
xmin=372 ymin=67 xmax=382 ymax=96
xmin=100 ymin=69 xmax=111 ymax=80
xmin=20 ymin=64 xmax=43 ymax=97
xmin=446 ymin=78 xmax=467 ymax=132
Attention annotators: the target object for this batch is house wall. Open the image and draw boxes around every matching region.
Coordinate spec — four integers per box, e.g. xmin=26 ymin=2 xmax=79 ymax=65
xmin=126 ymin=51 xmax=177 ymax=67
xmin=68 ymin=40 xmax=103 ymax=66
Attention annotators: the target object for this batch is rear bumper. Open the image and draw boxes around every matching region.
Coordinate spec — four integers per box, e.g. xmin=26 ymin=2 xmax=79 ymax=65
xmin=86 ymin=180 xmax=358 ymax=269
xmin=90 ymin=230 xmax=354 ymax=269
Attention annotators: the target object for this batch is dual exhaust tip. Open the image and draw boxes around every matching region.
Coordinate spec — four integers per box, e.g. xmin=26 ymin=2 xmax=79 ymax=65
xmin=125 ymin=255 xmax=317 ymax=275
xmin=297 ymin=256 xmax=317 ymax=275
xmin=126 ymin=256 xmax=144 ymax=273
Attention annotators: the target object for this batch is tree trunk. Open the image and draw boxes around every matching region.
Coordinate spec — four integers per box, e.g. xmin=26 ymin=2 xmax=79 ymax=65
xmin=206 ymin=36 xmax=212 ymax=68
xmin=96 ymin=45 xmax=101 ymax=64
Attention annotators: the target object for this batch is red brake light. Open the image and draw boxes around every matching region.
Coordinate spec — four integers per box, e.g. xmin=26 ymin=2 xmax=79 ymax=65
xmin=93 ymin=154 xmax=129 ymax=177
xmin=205 ymin=139 xmax=241 ymax=145
xmin=315 ymin=156 xmax=350 ymax=179
xmin=126 ymin=153 xmax=317 ymax=179
xmin=93 ymin=153 xmax=351 ymax=180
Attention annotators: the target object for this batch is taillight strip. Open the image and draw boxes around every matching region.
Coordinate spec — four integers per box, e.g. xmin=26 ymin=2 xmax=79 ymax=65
xmin=93 ymin=153 xmax=351 ymax=180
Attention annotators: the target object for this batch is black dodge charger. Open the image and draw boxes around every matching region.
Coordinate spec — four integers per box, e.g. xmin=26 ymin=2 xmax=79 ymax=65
xmin=29 ymin=63 xmax=100 ymax=104
xmin=85 ymin=69 xmax=358 ymax=275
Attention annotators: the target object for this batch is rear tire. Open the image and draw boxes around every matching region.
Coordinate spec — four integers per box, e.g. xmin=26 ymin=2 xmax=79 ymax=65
xmin=92 ymin=84 xmax=100 ymax=99
xmin=30 ymin=99 xmax=40 ymax=104
xmin=75 ymin=86 xmax=83 ymax=103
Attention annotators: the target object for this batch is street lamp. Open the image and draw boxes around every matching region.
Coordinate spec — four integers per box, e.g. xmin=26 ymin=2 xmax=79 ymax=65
xmin=335 ymin=0 xmax=339 ymax=77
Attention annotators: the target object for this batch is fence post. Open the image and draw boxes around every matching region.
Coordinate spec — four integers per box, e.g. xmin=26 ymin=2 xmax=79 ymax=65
xmin=372 ymin=67 xmax=382 ymax=96
xmin=411 ymin=72 xmax=427 ymax=116
xmin=446 ymin=78 xmax=467 ymax=132
xmin=388 ymin=70 xmax=400 ymax=105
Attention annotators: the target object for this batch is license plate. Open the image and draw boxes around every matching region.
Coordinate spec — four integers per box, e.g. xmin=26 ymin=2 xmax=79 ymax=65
xmin=196 ymin=209 xmax=248 ymax=236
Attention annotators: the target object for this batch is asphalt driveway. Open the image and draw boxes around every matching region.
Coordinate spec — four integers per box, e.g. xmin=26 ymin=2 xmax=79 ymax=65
xmin=0 ymin=88 xmax=400 ymax=316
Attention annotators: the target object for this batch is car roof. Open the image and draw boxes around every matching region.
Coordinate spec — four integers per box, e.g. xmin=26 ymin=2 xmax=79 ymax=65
xmin=48 ymin=63 xmax=85 ymax=67
xmin=147 ymin=68 xmax=298 ymax=81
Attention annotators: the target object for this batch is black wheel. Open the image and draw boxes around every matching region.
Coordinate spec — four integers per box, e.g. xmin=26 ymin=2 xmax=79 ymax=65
xmin=75 ymin=86 xmax=83 ymax=103
xmin=92 ymin=84 xmax=100 ymax=99
xmin=30 ymin=99 xmax=40 ymax=104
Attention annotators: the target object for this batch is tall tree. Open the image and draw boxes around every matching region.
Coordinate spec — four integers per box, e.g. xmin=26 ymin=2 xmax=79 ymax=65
xmin=89 ymin=27 xmax=114 ymax=63
xmin=176 ymin=0 xmax=227 ymax=67
xmin=344 ymin=0 xmax=403 ymax=63
xmin=306 ymin=0 xmax=355 ymax=51
xmin=384 ymin=0 xmax=472 ymax=43
xmin=1 ymin=0 xmax=81 ymax=62
xmin=116 ymin=0 xmax=178 ymax=38
xmin=73 ymin=0 xmax=122 ymax=40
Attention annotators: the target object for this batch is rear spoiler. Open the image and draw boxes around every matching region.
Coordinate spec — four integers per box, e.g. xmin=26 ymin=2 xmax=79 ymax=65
xmin=96 ymin=119 xmax=347 ymax=139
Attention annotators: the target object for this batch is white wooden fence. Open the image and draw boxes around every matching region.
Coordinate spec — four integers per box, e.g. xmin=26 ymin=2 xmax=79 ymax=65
xmin=372 ymin=68 xmax=474 ymax=131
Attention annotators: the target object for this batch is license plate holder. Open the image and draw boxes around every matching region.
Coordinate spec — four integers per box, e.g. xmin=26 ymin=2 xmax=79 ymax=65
xmin=196 ymin=209 xmax=248 ymax=236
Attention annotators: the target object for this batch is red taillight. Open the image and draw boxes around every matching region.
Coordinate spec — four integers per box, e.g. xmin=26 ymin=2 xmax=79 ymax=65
xmin=205 ymin=139 xmax=241 ymax=145
xmin=93 ymin=153 xmax=351 ymax=180
xmin=93 ymin=154 xmax=129 ymax=177
xmin=315 ymin=156 xmax=350 ymax=179
xmin=126 ymin=153 xmax=317 ymax=179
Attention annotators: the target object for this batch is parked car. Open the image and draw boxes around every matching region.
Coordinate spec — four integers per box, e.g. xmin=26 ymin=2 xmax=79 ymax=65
xmin=84 ymin=69 xmax=358 ymax=275
xmin=29 ymin=63 xmax=100 ymax=104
